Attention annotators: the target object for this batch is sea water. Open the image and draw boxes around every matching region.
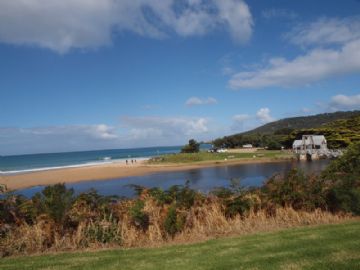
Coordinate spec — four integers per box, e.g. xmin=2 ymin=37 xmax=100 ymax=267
xmin=0 ymin=145 xmax=210 ymax=174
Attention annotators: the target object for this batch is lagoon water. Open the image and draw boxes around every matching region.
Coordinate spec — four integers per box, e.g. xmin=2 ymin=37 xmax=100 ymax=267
xmin=14 ymin=160 xmax=330 ymax=198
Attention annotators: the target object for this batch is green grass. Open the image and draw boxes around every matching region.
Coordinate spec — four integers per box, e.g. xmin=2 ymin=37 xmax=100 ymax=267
xmin=1 ymin=221 xmax=359 ymax=270
xmin=148 ymin=150 xmax=292 ymax=164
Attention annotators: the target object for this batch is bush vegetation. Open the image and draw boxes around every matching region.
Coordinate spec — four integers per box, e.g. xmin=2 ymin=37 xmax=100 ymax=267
xmin=0 ymin=142 xmax=359 ymax=257
xmin=181 ymin=139 xmax=200 ymax=153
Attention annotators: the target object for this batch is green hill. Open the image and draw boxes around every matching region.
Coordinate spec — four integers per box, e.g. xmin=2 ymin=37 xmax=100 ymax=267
xmin=287 ymin=115 xmax=360 ymax=148
xmin=213 ymin=111 xmax=360 ymax=149
xmin=243 ymin=110 xmax=360 ymax=135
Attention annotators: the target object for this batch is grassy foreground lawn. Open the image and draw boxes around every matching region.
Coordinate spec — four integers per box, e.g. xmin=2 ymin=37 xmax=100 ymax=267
xmin=1 ymin=221 xmax=359 ymax=270
xmin=148 ymin=150 xmax=292 ymax=164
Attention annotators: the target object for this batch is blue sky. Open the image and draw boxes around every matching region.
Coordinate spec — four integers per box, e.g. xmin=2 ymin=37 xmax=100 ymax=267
xmin=1 ymin=0 xmax=360 ymax=155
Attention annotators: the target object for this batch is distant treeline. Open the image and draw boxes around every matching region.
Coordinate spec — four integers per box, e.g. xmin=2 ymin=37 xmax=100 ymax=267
xmin=213 ymin=114 xmax=360 ymax=149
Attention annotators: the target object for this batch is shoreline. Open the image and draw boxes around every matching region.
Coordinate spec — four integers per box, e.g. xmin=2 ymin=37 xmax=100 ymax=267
xmin=0 ymin=157 xmax=151 ymax=175
xmin=1 ymin=157 xmax=294 ymax=191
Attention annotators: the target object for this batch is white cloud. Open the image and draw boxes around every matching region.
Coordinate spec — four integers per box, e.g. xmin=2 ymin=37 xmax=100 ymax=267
xmin=222 ymin=66 xmax=235 ymax=75
xmin=0 ymin=125 xmax=119 ymax=155
xmin=329 ymin=94 xmax=360 ymax=111
xmin=213 ymin=0 xmax=253 ymax=43
xmin=229 ymin=16 xmax=360 ymax=90
xmin=185 ymin=97 xmax=218 ymax=106
xmin=89 ymin=124 xmax=118 ymax=139
xmin=0 ymin=117 xmax=217 ymax=155
xmin=229 ymin=39 xmax=360 ymax=89
xmin=232 ymin=114 xmax=250 ymax=122
xmin=262 ymin=8 xmax=298 ymax=20
xmin=286 ymin=17 xmax=360 ymax=47
xmin=121 ymin=116 xmax=209 ymax=139
xmin=256 ymin=108 xmax=274 ymax=123
xmin=18 ymin=125 xmax=118 ymax=140
xmin=0 ymin=0 xmax=253 ymax=53
xmin=230 ymin=109 xmax=276 ymax=132
xmin=231 ymin=114 xmax=251 ymax=131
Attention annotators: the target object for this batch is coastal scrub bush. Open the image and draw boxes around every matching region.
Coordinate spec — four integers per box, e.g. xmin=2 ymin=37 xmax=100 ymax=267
xmin=322 ymin=141 xmax=360 ymax=181
xmin=211 ymin=187 xmax=234 ymax=199
xmin=212 ymin=179 xmax=253 ymax=218
xmin=68 ymin=189 xmax=118 ymax=229
xmin=148 ymin=187 xmax=173 ymax=205
xmin=326 ymin=181 xmax=360 ymax=215
xmin=164 ymin=205 xmax=179 ymax=237
xmin=262 ymin=169 xmax=326 ymax=211
xmin=322 ymin=142 xmax=360 ymax=215
xmin=34 ymin=184 xmax=74 ymax=226
xmin=172 ymin=185 xmax=197 ymax=209
xmin=84 ymin=213 xmax=121 ymax=245
xmin=17 ymin=198 xmax=38 ymax=225
xmin=148 ymin=184 xmax=198 ymax=209
xmin=0 ymin=195 xmax=30 ymax=226
xmin=129 ymin=200 xmax=149 ymax=231
xmin=224 ymin=195 xmax=252 ymax=218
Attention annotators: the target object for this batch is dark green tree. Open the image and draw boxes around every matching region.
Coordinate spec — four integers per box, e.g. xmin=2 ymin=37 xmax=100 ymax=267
xmin=35 ymin=183 xmax=74 ymax=225
xmin=129 ymin=200 xmax=149 ymax=231
xmin=164 ymin=205 xmax=181 ymax=237
xmin=267 ymin=140 xmax=282 ymax=150
xmin=181 ymin=139 xmax=200 ymax=153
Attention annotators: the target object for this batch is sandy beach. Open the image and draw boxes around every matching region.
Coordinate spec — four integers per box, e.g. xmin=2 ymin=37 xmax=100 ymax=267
xmin=0 ymin=158 xmax=292 ymax=191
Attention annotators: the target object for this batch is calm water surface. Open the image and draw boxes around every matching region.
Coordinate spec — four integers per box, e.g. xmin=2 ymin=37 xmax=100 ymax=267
xmin=14 ymin=160 xmax=330 ymax=198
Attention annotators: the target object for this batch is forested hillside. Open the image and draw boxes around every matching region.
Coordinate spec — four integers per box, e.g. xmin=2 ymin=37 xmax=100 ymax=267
xmin=213 ymin=111 xmax=360 ymax=149
xmin=243 ymin=111 xmax=360 ymax=135
xmin=288 ymin=115 xmax=360 ymax=148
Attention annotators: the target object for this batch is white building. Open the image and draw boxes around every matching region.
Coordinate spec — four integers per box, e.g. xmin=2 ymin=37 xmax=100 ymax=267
xmin=292 ymin=135 xmax=327 ymax=154
xmin=242 ymin=144 xmax=253 ymax=148
xmin=292 ymin=140 xmax=303 ymax=153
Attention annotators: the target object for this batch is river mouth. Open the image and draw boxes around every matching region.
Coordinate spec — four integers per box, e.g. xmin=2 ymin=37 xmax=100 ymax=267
xmin=12 ymin=160 xmax=329 ymax=198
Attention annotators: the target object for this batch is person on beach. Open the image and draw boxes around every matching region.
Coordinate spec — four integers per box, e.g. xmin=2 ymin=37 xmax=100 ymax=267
xmin=126 ymin=160 xmax=128 ymax=165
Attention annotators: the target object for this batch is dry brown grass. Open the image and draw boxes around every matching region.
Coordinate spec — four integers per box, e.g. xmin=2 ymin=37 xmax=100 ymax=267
xmin=0 ymin=194 xmax=351 ymax=257
xmin=154 ymin=200 xmax=347 ymax=247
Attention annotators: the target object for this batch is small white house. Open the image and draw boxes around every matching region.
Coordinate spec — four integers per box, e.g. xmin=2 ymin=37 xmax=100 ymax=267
xmin=293 ymin=135 xmax=327 ymax=154
xmin=242 ymin=144 xmax=253 ymax=148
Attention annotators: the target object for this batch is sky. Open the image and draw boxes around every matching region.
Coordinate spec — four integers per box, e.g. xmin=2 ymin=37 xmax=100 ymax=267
xmin=1 ymin=0 xmax=360 ymax=155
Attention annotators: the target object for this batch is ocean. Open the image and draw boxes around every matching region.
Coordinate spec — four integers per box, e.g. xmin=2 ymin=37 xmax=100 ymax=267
xmin=0 ymin=145 xmax=210 ymax=174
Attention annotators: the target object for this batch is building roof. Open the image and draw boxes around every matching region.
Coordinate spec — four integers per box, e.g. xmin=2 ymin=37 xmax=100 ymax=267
xmin=293 ymin=140 xmax=302 ymax=147
xmin=304 ymin=135 xmax=327 ymax=145
xmin=293 ymin=135 xmax=327 ymax=148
